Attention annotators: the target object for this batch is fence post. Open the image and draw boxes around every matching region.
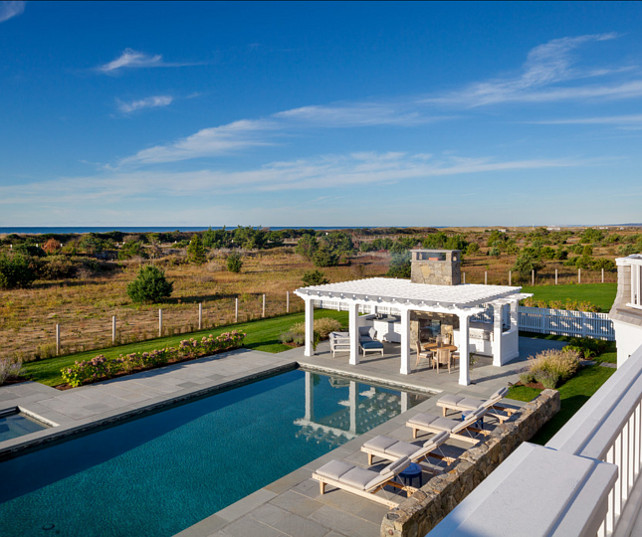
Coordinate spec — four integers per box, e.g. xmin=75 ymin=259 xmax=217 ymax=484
xmin=484 ymin=271 xmax=488 ymax=285
xmin=235 ymin=297 xmax=239 ymax=323
xmin=555 ymin=269 xmax=558 ymax=285
xmin=112 ymin=315 xmax=117 ymax=344
xmin=286 ymin=291 xmax=290 ymax=313
xmin=55 ymin=324 xmax=60 ymax=356
xmin=531 ymin=269 xmax=535 ymax=286
xmin=463 ymin=272 xmax=466 ymax=284
xmin=198 ymin=303 xmax=202 ymax=330
xmin=508 ymin=270 xmax=512 ymax=286
xmin=602 ymin=268 xmax=605 ymax=283
xmin=158 ymin=309 xmax=163 ymax=337
xmin=578 ymin=268 xmax=581 ymax=284
xmin=262 ymin=294 xmax=266 ymax=318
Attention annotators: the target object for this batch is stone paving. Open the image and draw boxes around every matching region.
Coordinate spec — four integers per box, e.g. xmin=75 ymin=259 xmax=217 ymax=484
xmin=0 ymin=337 xmax=567 ymax=536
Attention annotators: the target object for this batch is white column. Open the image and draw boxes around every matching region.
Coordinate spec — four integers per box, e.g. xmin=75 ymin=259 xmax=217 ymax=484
xmin=349 ymin=381 xmax=357 ymax=434
xmin=458 ymin=313 xmax=470 ymax=386
xmin=400 ymin=308 xmax=411 ymax=375
xmin=510 ymin=298 xmax=519 ymax=330
xmin=493 ymin=303 xmax=503 ymax=367
xmin=304 ymin=370 xmax=314 ymax=421
xmin=304 ymin=298 xmax=315 ymax=357
xmin=349 ymin=302 xmax=360 ymax=365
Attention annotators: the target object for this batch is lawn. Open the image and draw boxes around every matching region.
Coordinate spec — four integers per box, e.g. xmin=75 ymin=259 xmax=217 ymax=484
xmin=506 ymin=363 xmax=615 ymax=445
xmin=521 ymin=283 xmax=617 ymax=312
xmin=22 ymin=309 xmax=348 ymax=387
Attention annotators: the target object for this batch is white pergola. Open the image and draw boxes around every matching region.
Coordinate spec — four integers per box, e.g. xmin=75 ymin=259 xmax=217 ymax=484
xmin=295 ymin=277 xmax=530 ymax=386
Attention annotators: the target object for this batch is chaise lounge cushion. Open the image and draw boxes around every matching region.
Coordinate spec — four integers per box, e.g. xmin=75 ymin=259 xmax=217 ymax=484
xmin=315 ymin=460 xmax=354 ymax=481
xmin=363 ymin=435 xmax=399 ymax=453
xmin=361 ymin=340 xmax=384 ymax=350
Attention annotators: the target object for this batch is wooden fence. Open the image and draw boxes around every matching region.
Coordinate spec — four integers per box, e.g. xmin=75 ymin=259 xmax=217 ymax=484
xmin=518 ymin=306 xmax=615 ymax=340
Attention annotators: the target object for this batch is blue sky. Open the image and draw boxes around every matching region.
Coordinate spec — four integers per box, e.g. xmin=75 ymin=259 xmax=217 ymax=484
xmin=2 ymin=1 xmax=642 ymax=227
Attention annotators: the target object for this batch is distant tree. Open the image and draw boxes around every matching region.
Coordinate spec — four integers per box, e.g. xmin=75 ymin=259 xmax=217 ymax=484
xmin=187 ymin=234 xmax=207 ymax=264
xmin=42 ymin=238 xmax=61 ymax=255
xmin=302 ymin=270 xmax=330 ymax=286
xmin=226 ymin=252 xmax=243 ymax=273
xmin=387 ymin=251 xmax=411 ymax=278
xmin=295 ymin=234 xmax=318 ymax=260
xmin=118 ymin=240 xmax=147 ymax=260
xmin=127 ymin=265 xmax=173 ymax=304
xmin=512 ymin=249 xmax=545 ymax=281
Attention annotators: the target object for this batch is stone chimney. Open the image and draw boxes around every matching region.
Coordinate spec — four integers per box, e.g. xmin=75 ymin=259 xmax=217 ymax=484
xmin=410 ymin=249 xmax=461 ymax=285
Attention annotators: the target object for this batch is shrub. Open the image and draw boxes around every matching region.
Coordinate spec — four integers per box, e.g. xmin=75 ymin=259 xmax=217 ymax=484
xmin=39 ymin=256 xmax=76 ymax=280
xmin=127 ymin=265 xmax=173 ymax=304
xmin=61 ymin=331 xmax=245 ymax=387
xmin=226 ymin=252 xmax=243 ymax=273
xmin=314 ymin=317 xmax=343 ymax=339
xmin=0 ymin=253 xmax=37 ymax=289
xmin=118 ymin=240 xmax=147 ymax=260
xmin=387 ymin=251 xmax=411 ymax=278
xmin=280 ymin=322 xmax=321 ymax=349
xmin=0 ymin=356 xmax=22 ymax=385
xmin=302 ymin=269 xmax=329 ymax=286
xmin=521 ymin=348 xmax=581 ymax=388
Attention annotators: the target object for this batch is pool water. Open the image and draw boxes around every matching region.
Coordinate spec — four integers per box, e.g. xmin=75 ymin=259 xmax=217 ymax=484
xmin=0 ymin=410 xmax=47 ymax=442
xmin=0 ymin=369 xmax=427 ymax=537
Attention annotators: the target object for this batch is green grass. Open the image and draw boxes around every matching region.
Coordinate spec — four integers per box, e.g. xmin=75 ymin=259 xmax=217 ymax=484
xmin=22 ymin=310 xmax=348 ymax=387
xmin=521 ymin=283 xmax=616 ymax=312
xmin=507 ymin=364 xmax=615 ymax=444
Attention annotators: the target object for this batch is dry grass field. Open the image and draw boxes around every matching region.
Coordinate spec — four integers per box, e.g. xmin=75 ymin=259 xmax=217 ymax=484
xmin=1 ymin=225 xmax=637 ymax=361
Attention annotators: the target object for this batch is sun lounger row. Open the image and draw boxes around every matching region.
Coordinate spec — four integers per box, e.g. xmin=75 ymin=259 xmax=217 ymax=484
xmin=312 ymin=387 xmax=516 ymax=507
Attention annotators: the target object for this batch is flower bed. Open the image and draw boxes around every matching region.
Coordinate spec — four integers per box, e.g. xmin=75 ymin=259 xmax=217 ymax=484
xmin=61 ymin=331 xmax=245 ymax=388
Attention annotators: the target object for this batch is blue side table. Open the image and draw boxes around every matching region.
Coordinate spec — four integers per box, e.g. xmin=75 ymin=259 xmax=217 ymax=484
xmin=399 ymin=462 xmax=422 ymax=488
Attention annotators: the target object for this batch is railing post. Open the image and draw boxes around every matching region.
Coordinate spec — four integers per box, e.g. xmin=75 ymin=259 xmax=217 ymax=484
xmin=198 ymin=303 xmax=202 ymax=330
xmin=262 ymin=293 xmax=266 ymax=318
xmin=235 ymin=297 xmax=239 ymax=323
xmin=55 ymin=324 xmax=60 ymax=356
xmin=158 ymin=308 xmax=163 ymax=337
xmin=112 ymin=315 xmax=117 ymax=344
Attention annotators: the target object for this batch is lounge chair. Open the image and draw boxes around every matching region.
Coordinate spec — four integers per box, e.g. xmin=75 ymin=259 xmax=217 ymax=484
xmin=406 ymin=407 xmax=489 ymax=444
xmin=312 ymin=455 xmax=412 ymax=508
xmin=358 ymin=326 xmax=384 ymax=357
xmin=361 ymin=430 xmax=454 ymax=468
xmin=436 ymin=387 xmax=514 ymax=423
xmin=330 ymin=331 xmax=350 ymax=357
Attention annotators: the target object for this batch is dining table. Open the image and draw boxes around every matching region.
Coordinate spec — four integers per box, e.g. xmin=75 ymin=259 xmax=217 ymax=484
xmin=422 ymin=343 xmax=458 ymax=373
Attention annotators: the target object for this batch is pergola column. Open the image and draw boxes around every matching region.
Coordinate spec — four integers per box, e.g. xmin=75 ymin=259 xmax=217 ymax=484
xmin=493 ymin=302 xmax=503 ymax=367
xmin=510 ymin=298 xmax=519 ymax=329
xmin=400 ymin=308 xmax=411 ymax=375
xmin=348 ymin=302 xmax=360 ymax=366
xmin=458 ymin=312 xmax=471 ymax=386
xmin=304 ymin=298 xmax=314 ymax=357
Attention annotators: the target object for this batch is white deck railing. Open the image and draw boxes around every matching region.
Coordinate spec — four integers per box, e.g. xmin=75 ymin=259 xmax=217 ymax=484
xmin=546 ymin=344 xmax=642 ymax=536
xmin=518 ymin=305 xmax=615 ymax=340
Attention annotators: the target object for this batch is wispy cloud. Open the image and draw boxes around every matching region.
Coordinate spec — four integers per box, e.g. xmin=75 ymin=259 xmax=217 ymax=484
xmin=426 ymin=33 xmax=639 ymax=106
xmin=117 ymin=95 xmax=174 ymax=114
xmin=275 ymin=102 xmax=443 ymax=127
xmin=532 ymin=113 xmax=642 ymax=125
xmin=0 ymin=1 xmax=25 ymax=23
xmin=118 ymin=119 xmax=277 ymax=165
xmin=2 ymin=152 xmax=588 ymax=206
xmin=97 ymin=48 xmax=202 ymax=74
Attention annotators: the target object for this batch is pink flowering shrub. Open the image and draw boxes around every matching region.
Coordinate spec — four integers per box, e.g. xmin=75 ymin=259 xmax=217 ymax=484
xmin=61 ymin=331 xmax=245 ymax=387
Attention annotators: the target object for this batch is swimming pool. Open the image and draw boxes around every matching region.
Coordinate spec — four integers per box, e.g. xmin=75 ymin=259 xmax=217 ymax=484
xmin=0 ymin=409 xmax=47 ymax=442
xmin=0 ymin=369 xmax=428 ymax=537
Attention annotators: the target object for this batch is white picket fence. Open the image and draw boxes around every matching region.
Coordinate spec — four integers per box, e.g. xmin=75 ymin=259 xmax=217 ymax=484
xmin=518 ymin=305 xmax=615 ymax=340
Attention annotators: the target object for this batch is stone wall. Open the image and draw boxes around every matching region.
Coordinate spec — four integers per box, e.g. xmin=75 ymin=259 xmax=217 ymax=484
xmin=380 ymin=389 xmax=561 ymax=537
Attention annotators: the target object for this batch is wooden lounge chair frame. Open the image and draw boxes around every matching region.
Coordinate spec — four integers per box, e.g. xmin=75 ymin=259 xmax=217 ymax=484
xmin=361 ymin=430 xmax=455 ymax=468
xmin=436 ymin=387 xmax=516 ymax=423
xmin=312 ymin=456 xmax=415 ymax=508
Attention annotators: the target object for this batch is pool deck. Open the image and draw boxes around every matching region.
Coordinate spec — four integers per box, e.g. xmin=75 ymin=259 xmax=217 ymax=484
xmin=0 ymin=337 xmax=567 ymax=536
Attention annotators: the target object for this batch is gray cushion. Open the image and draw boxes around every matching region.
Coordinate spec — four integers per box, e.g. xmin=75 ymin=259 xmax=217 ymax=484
xmin=363 ymin=435 xmax=398 ymax=452
xmin=316 ymin=460 xmax=354 ymax=480
xmin=358 ymin=326 xmax=371 ymax=337
xmin=456 ymin=397 xmax=485 ymax=411
xmin=407 ymin=412 xmax=439 ymax=428
xmin=438 ymin=394 xmax=466 ymax=407
xmin=386 ymin=441 xmax=420 ymax=459
xmin=369 ymin=327 xmax=377 ymax=339
xmin=340 ymin=467 xmax=379 ymax=490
